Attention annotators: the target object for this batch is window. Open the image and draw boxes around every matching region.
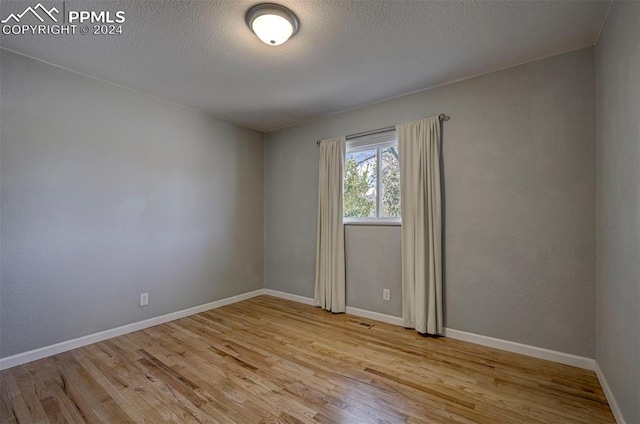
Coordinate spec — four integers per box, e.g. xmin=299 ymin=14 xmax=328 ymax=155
xmin=344 ymin=131 xmax=400 ymax=221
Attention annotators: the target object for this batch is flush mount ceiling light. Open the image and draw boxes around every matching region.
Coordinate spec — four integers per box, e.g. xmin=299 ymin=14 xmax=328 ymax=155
xmin=246 ymin=3 xmax=299 ymax=46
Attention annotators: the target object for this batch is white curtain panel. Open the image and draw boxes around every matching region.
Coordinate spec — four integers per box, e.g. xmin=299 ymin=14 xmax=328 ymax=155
xmin=314 ymin=137 xmax=346 ymax=313
xmin=397 ymin=116 xmax=443 ymax=335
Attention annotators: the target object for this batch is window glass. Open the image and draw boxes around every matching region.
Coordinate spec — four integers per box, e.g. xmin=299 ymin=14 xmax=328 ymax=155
xmin=381 ymin=146 xmax=400 ymax=218
xmin=343 ymin=132 xmax=400 ymax=220
xmin=344 ymin=149 xmax=377 ymax=218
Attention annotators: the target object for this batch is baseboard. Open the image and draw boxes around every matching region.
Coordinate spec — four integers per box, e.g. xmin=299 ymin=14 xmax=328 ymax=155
xmin=1 ymin=287 xmax=597 ymax=376
xmin=594 ymin=362 xmax=626 ymax=424
xmin=443 ymin=328 xmax=595 ymax=370
xmin=0 ymin=289 xmax=264 ymax=371
xmin=263 ymin=289 xmax=405 ymax=326
xmin=262 ymin=289 xmax=596 ymax=371
xmin=262 ymin=289 xmax=315 ymax=306
xmin=345 ymin=306 xmax=404 ymax=326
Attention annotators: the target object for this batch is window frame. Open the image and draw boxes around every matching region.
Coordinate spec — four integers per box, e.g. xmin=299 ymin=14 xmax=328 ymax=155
xmin=343 ymin=130 xmax=401 ymax=225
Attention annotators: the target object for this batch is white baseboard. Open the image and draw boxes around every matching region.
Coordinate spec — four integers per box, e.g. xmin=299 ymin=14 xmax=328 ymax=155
xmin=345 ymin=306 xmax=404 ymax=326
xmin=2 ymin=287 xmax=623 ymax=422
xmin=262 ymin=289 xmax=596 ymax=371
xmin=595 ymin=362 xmax=626 ymax=424
xmin=443 ymin=328 xmax=596 ymax=370
xmin=0 ymin=287 xmax=598 ymax=378
xmin=262 ymin=289 xmax=315 ymax=306
xmin=3 ymin=286 xmax=619 ymax=421
xmin=263 ymin=289 xmax=405 ymax=326
xmin=0 ymin=289 xmax=264 ymax=371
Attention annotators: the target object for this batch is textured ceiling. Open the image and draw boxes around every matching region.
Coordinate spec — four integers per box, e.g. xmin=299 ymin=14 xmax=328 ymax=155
xmin=0 ymin=0 xmax=611 ymax=131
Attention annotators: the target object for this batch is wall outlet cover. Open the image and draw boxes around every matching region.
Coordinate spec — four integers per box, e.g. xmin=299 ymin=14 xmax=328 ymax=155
xmin=383 ymin=288 xmax=390 ymax=301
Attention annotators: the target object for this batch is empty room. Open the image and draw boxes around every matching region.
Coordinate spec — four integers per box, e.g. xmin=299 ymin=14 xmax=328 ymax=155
xmin=1 ymin=0 xmax=638 ymax=423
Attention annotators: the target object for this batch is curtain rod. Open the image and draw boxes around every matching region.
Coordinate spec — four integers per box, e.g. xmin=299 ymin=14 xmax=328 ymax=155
xmin=316 ymin=114 xmax=449 ymax=145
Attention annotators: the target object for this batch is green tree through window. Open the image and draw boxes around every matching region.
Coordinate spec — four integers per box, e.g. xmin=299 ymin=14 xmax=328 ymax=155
xmin=344 ymin=141 xmax=400 ymax=219
xmin=381 ymin=147 xmax=400 ymax=217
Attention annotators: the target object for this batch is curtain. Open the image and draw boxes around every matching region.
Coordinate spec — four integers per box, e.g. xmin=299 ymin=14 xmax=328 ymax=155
xmin=397 ymin=116 xmax=443 ymax=335
xmin=314 ymin=137 xmax=346 ymax=313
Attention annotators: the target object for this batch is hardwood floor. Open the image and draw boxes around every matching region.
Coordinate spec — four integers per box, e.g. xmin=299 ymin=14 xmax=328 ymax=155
xmin=1 ymin=295 xmax=614 ymax=423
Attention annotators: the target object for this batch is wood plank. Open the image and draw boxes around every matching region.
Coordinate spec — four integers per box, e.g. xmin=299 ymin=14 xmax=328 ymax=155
xmin=0 ymin=295 xmax=615 ymax=423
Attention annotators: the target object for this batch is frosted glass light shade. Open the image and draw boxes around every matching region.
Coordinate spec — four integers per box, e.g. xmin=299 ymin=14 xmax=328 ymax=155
xmin=246 ymin=4 xmax=299 ymax=46
xmin=251 ymin=14 xmax=293 ymax=45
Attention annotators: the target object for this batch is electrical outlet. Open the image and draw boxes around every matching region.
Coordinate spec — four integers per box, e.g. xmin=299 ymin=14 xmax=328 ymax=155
xmin=140 ymin=292 xmax=149 ymax=306
xmin=382 ymin=288 xmax=390 ymax=301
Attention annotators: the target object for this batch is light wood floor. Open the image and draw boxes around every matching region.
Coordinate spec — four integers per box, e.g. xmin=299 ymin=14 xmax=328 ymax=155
xmin=1 ymin=295 xmax=614 ymax=423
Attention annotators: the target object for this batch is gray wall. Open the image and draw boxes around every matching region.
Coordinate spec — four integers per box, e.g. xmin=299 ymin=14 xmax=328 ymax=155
xmin=345 ymin=225 xmax=402 ymax=316
xmin=595 ymin=1 xmax=640 ymax=422
xmin=265 ymin=48 xmax=596 ymax=357
xmin=0 ymin=50 xmax=264 ymax=358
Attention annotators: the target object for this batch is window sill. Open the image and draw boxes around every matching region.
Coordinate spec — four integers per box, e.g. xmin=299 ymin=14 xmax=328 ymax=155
xmin=343 ymin=218 xmax=401 ymax=226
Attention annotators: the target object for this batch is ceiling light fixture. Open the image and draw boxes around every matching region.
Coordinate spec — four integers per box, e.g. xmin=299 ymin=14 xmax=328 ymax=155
xmin=246 ymin=3 xmax=299 ymax=46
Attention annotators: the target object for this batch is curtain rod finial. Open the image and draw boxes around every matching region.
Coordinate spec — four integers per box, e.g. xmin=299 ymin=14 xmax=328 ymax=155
xmin=439 ymin=114 xmax=450 ymax=121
